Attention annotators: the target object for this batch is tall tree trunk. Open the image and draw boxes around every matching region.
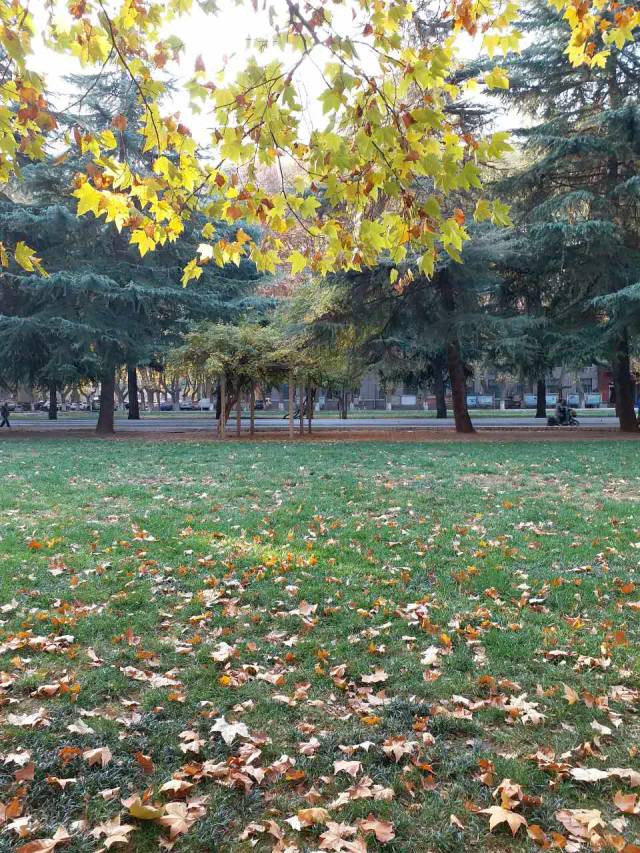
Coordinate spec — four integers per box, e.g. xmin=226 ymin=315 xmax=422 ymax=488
xmin=218 ymin=374 xmax=226 ymax=439
xmin=48 ymin=382 xmax=57 ymax=420
xmin=249 ymin=384 xmax=255 ymax=436
xmin=446 ymin=341 xmax=474 ymax=433
xmin=171 ymin=378 xmax=180 ymax=410
xmin=236 ymin=385 xmax=242 ymax=437
xmin=127 ymin=366 xmax=140 ymax=420
xmin=307 ymin=387 xmax=314 ymax=434
xmin=436 ymin=270 xmax=474 ymax=433
xmin=215 ymin=381 xmax=221 ymax=420
xmin=299 ymin=384 xmax=305 ymax=436
xmin=340 ymin=389 xmax=348 ymax=419
xmin=288 ymin=376 xmax=294 ymax=438
xmin=96 ymin=366 xmax=116 ymax=435
xmin=433 ymin=355 xmax=447 ymax=418
xmin=612 ymin=330 xmax=638 ymax=432
xmin=535 ymin=378 xmax=547 ymax=419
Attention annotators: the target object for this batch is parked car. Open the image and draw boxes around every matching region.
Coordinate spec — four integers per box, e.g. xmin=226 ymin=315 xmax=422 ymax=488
xmin=195 ymin=398 xmax=213 ymax=410
xmin=159 ymin=401 xmax=174 ymax=411
xmin=179 ymin=400 xmax=194 ymax=410
xmin=254 ymin=399 xmax=265 ymax=410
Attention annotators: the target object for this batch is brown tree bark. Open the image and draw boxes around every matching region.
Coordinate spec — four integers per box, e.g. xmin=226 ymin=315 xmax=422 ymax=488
xmin=218 ymin=374 xmax=226 ymax=439
xmin=339 ymin=389 xmax=349 ymax=419
xmin=48 ymin=382 xmax=57 ymax=420
xmin=299 ymin=384 xmax=305 ymax=436
xmin=436 ymin=271 xmax=474 ymax=433
xmin=249 ymin=384 xmax=255 ymax=436
xmin=288 ymin=376 xmax=294 ymax=438
xmin=446 ymin=341 xmax=474 ymax=433
xmin=433 ymin=354 xmax=447 ymax=418
xmin=96 ymin=366 xmax=116 ymax=435
xmin=236 ymin=385 xmax=242 ymax=437
xmin=612 ymin=330 xmax=638 ymax=432
xmin=127 ymin=366 xmax=140 ymax=420
xmin=307 ymin=387 xmax=314 ymax=433
xmin=536 ymin=378 xmax=547 ymax=419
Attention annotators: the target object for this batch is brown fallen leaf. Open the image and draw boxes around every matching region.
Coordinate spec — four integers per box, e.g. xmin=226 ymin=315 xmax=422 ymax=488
xmin=556 ymin=808 xmax=604 ymax=841
xmin=83 ymin=747 xmax=112 ymax=768
xmin=134 ymin=751 xmax=154 ymax=774
xmin=16 ymin=827 xmax=70 ymax=853
xmin=7 ymin=708 xmax=50 ymax=729
xmin=90 ymin=816 xmax=136 ymax=848
xmin=358 ymin=814 xmax=395 ymax=842
xmin=481 ymin=806 xmax=527 ymax=835
xmin=158 ymin=802 xmax=198 ymax=838
xmin=14 ymin=763 xmax=35 ymax=782
xmin=287 ymin=807 xmax=331 ymax=829
xmin=361 ymin=668 xmax=388 ymax=684
xmin=614 ymin=790 xmax=640 ymax=814
xmin=569 ymin=767 xmax=610 ymax=783
xmin=45 ymin=776 xmax=77 ymax=790
xmin=159 ymin=779 xmax=194 ymax=797
xmin=563 ymin=683 xmax=579 ymax=704
xmin=333 ymin=760 xmax=362 ymax=778
xmin=127 ymin=797 xmax=164 ymax=820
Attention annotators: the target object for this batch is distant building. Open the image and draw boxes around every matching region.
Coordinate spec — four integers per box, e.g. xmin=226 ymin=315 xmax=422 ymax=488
xmin=267 ymin=365 xmax=620 ymax=410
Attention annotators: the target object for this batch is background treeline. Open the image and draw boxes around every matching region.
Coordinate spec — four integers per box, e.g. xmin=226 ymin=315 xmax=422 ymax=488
xmin=1 ymin=1 xmax=639 ymax=433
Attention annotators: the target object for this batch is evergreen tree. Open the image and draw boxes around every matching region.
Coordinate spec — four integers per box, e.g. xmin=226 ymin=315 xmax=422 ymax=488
xmin=492 ymin=1 xmax=640 ymax=430
xmin=0 ymin=73 xmax=263 ymax=432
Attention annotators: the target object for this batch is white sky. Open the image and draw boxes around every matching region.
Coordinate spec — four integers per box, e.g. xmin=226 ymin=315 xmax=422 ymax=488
xmin=29 ymin=0 xmax=513 ymax=147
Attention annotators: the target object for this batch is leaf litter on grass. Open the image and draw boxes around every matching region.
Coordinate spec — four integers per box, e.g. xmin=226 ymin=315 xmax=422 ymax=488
xmin=0 ymin=439 xmax=639 ymax=852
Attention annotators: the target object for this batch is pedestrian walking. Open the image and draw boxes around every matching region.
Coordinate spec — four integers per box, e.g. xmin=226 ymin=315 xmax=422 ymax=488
xmin=0 ymin=402 xmax=10 ymax=428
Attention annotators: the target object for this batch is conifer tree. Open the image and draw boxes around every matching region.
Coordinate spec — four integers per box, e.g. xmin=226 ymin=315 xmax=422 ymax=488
xmin=0 ymin=73 xmax=263 ymax=432
xmin=493 ymin=1 xmax=640 ymax=430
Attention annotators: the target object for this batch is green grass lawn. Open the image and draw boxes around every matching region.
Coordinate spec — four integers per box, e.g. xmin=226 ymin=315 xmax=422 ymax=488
xmin=0 ymin=438 xmax=638 ymax=852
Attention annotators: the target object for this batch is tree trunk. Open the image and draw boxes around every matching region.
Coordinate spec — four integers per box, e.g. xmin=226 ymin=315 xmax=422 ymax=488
xmin=96 ymin=366 xmax=116 ymax=435
xmin=433 ymin=355 xmax=447 ymax=418
xmin=215 ymin=382 xmax=221 ymax=420
xmin=535 ymin=378 xmax=547 ymax=419
xmin=299 ymin=384 xmax=305 ymax=436
xmin=446 ymin=341 xmax=474 ymax=433
xmin=236 ymin=385 xmax=242 ymax=437
xmin=218 ymin=374 xmax=226 ymax=439
xmin=612 ymin=330 xmax=638 ymax=432
xmin=288 ymin=376 xmax=294 ymax=438
xmin=127 ymin=366 xmax=140 ymax=420
xmin=437 ymin=271 xmax=474 ymax=434
xmin=48 ymin=382 xmax=57 ymax=420
xmin=170 ymin=378 xmax=180 ymax=410
xmin=307 ymin=387 xmax=314 ymax=433
xmin=339 ymin=389 xmax=348 ymax=419
xmin=249 ymin=384 xmax=255 ymax=436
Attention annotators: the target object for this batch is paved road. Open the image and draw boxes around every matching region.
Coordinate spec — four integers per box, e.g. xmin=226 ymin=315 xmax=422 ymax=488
xmin=4 ymin=414 xmax=621 ymax=431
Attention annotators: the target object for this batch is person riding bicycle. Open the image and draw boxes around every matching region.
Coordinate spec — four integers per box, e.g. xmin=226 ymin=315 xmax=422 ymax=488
xmin=555 ymin=397 xmax=569 ymax=425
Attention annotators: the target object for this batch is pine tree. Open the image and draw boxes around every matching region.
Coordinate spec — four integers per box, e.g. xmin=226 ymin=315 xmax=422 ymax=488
xmin=492 ymin=2 xmax=640 ymax=430
xmin=0 ymin=73 xmax=263 ymax=432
